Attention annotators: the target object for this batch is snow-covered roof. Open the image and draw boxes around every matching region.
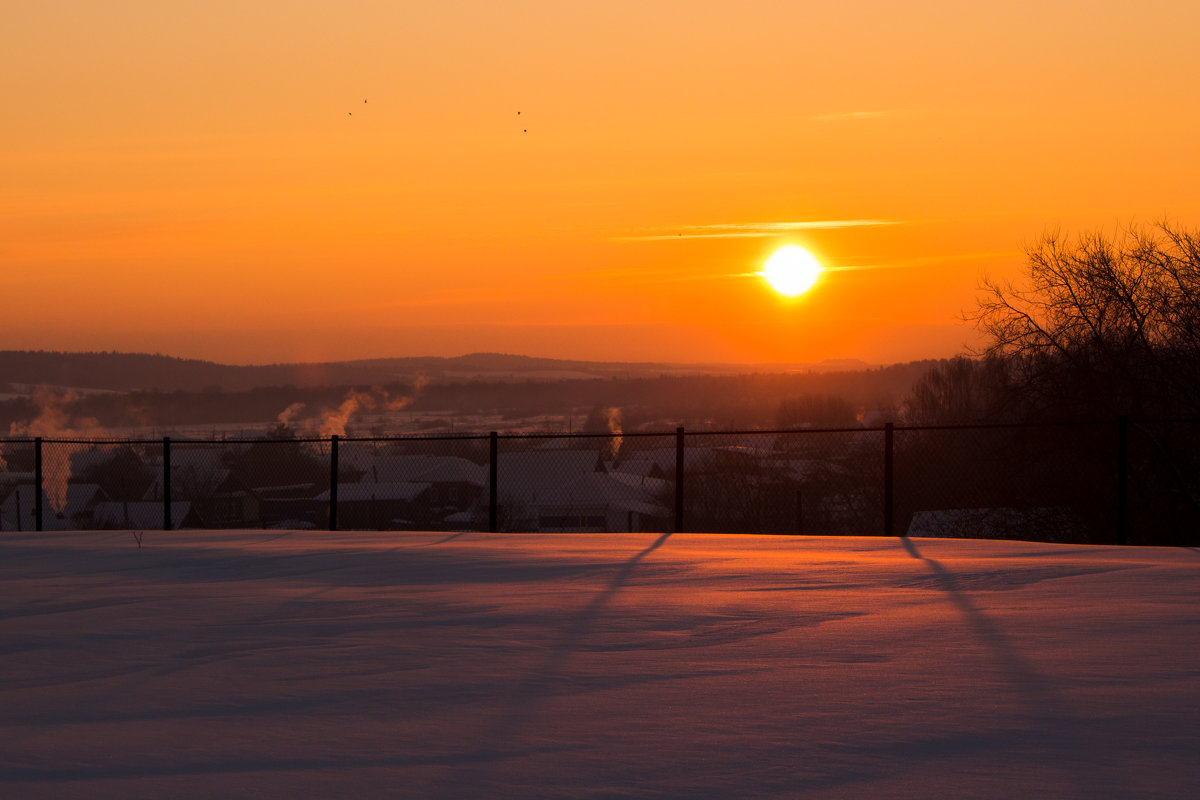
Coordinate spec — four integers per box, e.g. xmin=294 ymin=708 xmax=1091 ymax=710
xmin=609 ymin=459 xmax=661 ymax=479
xmin=92 ymin=501 xmax=198 ymax=530
xmin=635 ymin=446 xmax=715 ymax=475
xmin=315 ymin=482 xmax=431 ymax=503
xmin=496 ymin=450 xmax=606 ymax=492
xmin=502 ymin=470 xmax=668 ymax=518
xmin=607 ymin=471 xmax=673 ymax=496
xmin=358 ymin=455 xmax=486 ymax=487
xmin=0 ymin=483 xmax=107 ymax=523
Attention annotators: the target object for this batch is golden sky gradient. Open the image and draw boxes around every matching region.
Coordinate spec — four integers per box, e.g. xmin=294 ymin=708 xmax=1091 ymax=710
xmin=4 ymin=1 xmax=1199 ymax=365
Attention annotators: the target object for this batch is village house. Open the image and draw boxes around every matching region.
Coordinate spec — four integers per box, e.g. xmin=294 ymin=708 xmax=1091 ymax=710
xmin=315 ymin=481 xmax=431 ymax=529
xmin=92 ymin=501 xmax=204 ymax=530
xmin=143 ymin=466 xmax=261 ymax=528
xmin=494 ymin=450 xmax=669 ymax=533
xmin=358 ymin=454 xmax=486 ymax=514
xmin=0 ymin=484 xmax=109 ymax=531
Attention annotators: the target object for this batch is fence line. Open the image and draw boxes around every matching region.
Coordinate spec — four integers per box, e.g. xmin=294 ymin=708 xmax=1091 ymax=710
xmin=1 ymin=417 xmax=1196 ymax=545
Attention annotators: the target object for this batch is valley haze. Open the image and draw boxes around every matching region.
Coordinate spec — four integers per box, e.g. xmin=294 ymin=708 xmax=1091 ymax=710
xmin=0 ymin=350 xmax=918 ymax=434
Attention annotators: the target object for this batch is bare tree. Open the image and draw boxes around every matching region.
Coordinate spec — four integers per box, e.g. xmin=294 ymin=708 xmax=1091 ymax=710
xmin=902 ymin=356 xmax=1013 ymax=424
xmin=969 ymin=222 xmax=1200 ymax=543
xmin=972 ymin=221 xmax=1200 ymax=418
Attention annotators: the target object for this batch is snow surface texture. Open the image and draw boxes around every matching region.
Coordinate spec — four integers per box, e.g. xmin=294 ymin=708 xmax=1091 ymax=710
xmin=1 ymin=531 xmax=1197 ymax=799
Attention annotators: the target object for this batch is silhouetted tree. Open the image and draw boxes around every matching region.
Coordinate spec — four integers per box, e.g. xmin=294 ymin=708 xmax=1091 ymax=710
xmin=777 ymin=393 xmax=857 ymax=428
xmin=75 ymin=446 xmax=155 ymax=502
xmin=962 ymin=222 xmax=1200 ymax=544
xmin=230 ymin=439 xmax=328 ymax=492
xmin=972 ymin=221 xmax=1200 ymax=419
xmin=901 ymin=357 xmax=1013 ymax=424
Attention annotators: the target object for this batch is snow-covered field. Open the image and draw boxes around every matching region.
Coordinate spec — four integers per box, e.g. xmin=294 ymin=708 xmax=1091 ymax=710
xmin=2 ymin=531 xmax=1197 ymax=799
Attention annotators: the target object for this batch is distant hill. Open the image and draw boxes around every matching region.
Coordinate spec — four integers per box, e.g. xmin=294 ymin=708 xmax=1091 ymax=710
xmin=0 ymin=351 xmax=875 ymax=395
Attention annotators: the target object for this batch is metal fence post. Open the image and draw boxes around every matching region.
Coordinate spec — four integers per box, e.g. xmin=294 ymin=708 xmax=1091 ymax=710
xmin=674 ymin=427 xmax=685 ymax=533
xmin=329 ymin=434 xmax=339 ymax=532
xmin=162 ymin=436 xmax=171 ymax=531
xmin=1116 ymin=415 xmax=1128 ymax=545
xmin=34 ymin=437 xmax=43 ymax=532
xmin=488 ymin=431 xmax=498 ymax=533
xmin=884 ymin=422 xmax=895 ymax=537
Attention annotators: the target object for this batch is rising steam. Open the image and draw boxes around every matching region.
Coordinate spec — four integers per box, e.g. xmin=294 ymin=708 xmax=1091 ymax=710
xmin=292 ymin=377 xmax=428 ymax=439
xmin=606 ymin=407 xmax=623 ymax=462
xmin=9 ymin=388 xmax=102 ymax=515
xmin=317 ymin=389 xmax=378 ymax=438
xmin=276 ymin=402 xmax=307 ymax=427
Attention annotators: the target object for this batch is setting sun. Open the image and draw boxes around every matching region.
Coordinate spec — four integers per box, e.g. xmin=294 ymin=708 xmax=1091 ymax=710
xmin=5 ymin=1 xmax=1198 ymax=365
xmin=760 ymin=245 xmax=823 ymax=297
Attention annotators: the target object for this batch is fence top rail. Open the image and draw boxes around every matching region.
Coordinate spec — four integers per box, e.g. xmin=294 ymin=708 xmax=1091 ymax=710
xmin=1 ymin=417 xmax=1195 ymax=446
xmin=891 ymin=419 xmax=1117 ymax=433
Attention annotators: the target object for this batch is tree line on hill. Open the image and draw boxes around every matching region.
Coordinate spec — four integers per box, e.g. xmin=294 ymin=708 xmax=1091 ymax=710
xmin=0 ymin=363 xmax=935 ymax=435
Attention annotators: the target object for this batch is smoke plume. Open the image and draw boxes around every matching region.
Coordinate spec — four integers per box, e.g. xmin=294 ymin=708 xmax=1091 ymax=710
xmin=276 ymin=402 xmax=307 ymax=428
xmin=9 ymin=388 xmax=102 ymax=515
xmin=303 ymin=377 xmax=428 ymax=438
xmin=317 ymin=389 xmax=377 ymax=438
xmin=381 ymin=375 xmax=428 ymax=411
xmin=606 ymin=407 xmax=623 ymax=462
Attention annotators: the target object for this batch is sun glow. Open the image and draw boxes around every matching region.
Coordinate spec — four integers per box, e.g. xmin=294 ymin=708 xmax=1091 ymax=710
xmin=760 ymin=245 xmax=823 ymax=297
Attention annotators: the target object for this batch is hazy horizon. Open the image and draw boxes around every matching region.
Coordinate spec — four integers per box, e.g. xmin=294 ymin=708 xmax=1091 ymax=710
xmin=0 ymin=325 xmax=962 ymax=369
xmin=0 ymin=345 xmax=899 ymax=377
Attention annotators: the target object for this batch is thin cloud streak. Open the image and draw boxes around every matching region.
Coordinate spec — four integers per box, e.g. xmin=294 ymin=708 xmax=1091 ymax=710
xmin=556 ymin=251 xmax=1020 ymax=288
xmin=614 ymin=220 xmax=900 ymax=242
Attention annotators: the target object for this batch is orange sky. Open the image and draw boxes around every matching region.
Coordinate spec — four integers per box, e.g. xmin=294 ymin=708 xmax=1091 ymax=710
xmin=4 ymin=1 xmax=1199 ymax=365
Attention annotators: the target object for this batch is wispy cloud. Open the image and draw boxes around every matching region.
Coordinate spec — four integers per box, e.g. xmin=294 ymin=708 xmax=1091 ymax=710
xmin=809 ymin=110 xmax=900 ymax=122
xmin=614 ymin=220 xmax=900 ymax=242
xmin=557 ymin=250 xmax=1020 ymax=288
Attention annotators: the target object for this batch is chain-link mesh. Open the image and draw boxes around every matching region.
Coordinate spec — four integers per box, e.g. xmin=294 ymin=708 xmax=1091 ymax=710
xmin=1128 ymin=420 xmax=1200 ymax=546
xmin=0 ymin=439 xmax=37 ymax=532
xmin=3 ymin=421 xmax=1198 ymax=544
xmin=231 ymin=438 xmax=329 ymax=530
xmin=334 ymin=436 xmax=489 ymax=531
xmin=11 ymin=440 xmax=158 ymax=531
xmin=894 ymin=423 xmax=1115 ymax=544
xmin=494 ymin=433 xmax=674 ymax=533
xmin=682 ymin=429 xmax=882 ymax=535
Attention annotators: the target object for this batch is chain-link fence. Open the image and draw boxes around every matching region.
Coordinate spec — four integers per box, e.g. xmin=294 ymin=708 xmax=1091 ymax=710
xmin=2 ymin=420 xmax=1197 ymax=544
xmin=894 ymin=422 xmax=1117 ymax=544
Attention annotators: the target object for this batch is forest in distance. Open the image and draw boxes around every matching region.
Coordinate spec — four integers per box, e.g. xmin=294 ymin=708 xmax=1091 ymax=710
xmin=0 ymin=350 xmax=927 ymax=434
